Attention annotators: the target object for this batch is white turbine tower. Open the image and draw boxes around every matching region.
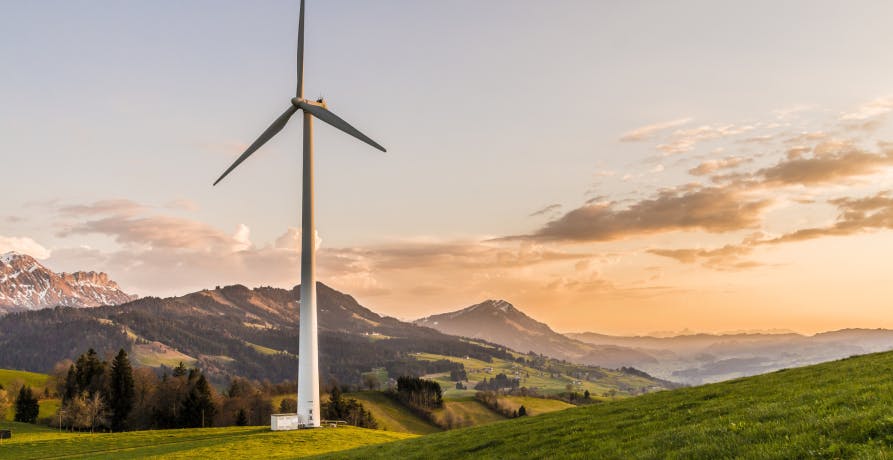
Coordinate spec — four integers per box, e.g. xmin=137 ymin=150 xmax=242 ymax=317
xmin=213 ymin=0 xmax=385 ymax=429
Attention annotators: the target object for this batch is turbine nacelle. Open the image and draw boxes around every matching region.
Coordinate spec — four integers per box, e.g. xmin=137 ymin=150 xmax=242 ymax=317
xmin=291 ymin=97 xmax=327 ymax=109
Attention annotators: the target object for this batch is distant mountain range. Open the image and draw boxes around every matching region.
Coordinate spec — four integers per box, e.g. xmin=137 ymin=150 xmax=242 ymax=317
xmin=0 ymin=282 xmax=490 ymax=385
xmin=567 ymin=329 xmax=893 ymax=384
xmin=2 ymin=251 xmax=891 ymax=387
xmin=415 ymin=299 xmax=657 ymax=369
xmin=415 ymin=299 xmax=893 ymax=385
xmin=0 ymin=252 xmax=134 ymax=314
xmin=0 ymin=279 xmax=672 ymax=395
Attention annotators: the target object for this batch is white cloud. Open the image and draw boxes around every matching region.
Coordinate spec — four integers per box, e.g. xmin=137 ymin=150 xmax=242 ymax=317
xmin=275 ymin=227 xmax=322 ymax=251
xmin=0 ymin=236 xmax=51 ymax=259
xmin=232 ymin=224 xmax=252 ymax=251
xmin=841 ymin=96 xmax=893 ymax=121
xmin=657 ymin=124 xmax=755 ymax=155
xmin=620 ymin=118 xmax=692 ymax=142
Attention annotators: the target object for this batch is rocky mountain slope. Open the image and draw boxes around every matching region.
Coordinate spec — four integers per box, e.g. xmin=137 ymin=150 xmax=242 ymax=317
xmin=415 ymin=299 xmax=657 ymax=368
xmin=0 ymin=252 xmax=134 ymax=314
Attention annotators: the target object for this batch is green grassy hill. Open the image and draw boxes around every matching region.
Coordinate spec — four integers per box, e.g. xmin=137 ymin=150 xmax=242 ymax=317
xmin=0 ymin=369 xmax=57 ymax=423
xmin=0 ymin=368 xmax=48 ymax=389
xmin=316 ymin=351 xmax=893 ymax=459
xmin=414 ymin=352 xmax=662 ymax=400
xmin=0 ymin=421 xmax=414 ymax=459
xmin=348 ymin=391 xmax=442 ymax=434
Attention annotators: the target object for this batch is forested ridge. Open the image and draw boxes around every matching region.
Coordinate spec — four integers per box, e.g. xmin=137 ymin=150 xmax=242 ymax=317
xmin=0 ymin=283 xmax=513 ymax=387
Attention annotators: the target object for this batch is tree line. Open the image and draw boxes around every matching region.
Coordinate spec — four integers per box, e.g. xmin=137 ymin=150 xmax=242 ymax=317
xmin=7 ymin=348 xmax=384 ymax=433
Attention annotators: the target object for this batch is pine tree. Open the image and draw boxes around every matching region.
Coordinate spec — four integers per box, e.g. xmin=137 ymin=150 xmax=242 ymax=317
xmin=235 ymin=408 xmax=248 ymax=426
xmin=518 ymin=405 xmax=527 ymax=417
xmin=109 ymin=349 xmax=135 ymax=431
xmin=279 ymin=398 xmax=297 ymax=413
xmin=74 ymin=349 xmax=106 ymax=397
xmin=14 ymin=385 xmax=39 ymax=423
xmin=172 ymin=362 xmax=188 ymax=377
xmin=181 ymin=374 xmax=216 ymax=428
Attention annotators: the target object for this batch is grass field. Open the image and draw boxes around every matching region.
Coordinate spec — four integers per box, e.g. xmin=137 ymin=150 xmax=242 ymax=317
xmin=500 ymin=395 xmax=574 ymax=416
xmin=0 ymin=369 xmax=57 ymax=423
xmin=130 ymin=342 xmax=197 ymax=368
xmin=3 ymin=398 xmax=62 ymax=423
xmin=414 ymin=352 xmax=658 ymax=400
xmin=0 ymin=369 xmax=48 ymax=390
xmin=315 ymin=350 xmax=893 ymax=459
xmin=0 ymin=421 xmax=415 ymax=459
xmin=348 ymin=391 xmax=441 ymax=434
xmin=431 ymin=397 xmax=505 ymax=428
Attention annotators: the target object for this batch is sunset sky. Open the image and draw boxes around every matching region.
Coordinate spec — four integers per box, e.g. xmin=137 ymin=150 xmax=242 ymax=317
xmin=3 ymin=1 xmax=893 ymax=335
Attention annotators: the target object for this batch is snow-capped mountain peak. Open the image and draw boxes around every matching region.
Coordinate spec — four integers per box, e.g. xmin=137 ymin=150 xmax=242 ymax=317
xmin=0 ymin=252 xmax=135 ymax=314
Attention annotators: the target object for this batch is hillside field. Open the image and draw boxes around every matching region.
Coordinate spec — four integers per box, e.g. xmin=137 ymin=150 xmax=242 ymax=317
xmin=347 ymin=391 xmax=441 ymax=434
xmin=7 ymin=351 xmax=893 ymax=457
xmin=0 ymin=369 xmax=48 ymax=389
xmin=318 ymin=350 xmax=893 ymax=459
xmin=414 ymin=352 xmax=660 ymax=399
xmin=0 ymin=421 xmax=414 ymax=459
xmin=0 ymin=369 xmax=57 ymax=423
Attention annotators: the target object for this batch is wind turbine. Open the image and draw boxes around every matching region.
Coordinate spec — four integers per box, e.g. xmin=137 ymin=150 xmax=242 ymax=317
xmin=213 ymin=0 xmax=386 ymax=429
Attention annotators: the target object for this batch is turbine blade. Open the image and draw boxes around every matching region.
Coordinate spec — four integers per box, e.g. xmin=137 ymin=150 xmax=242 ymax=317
xmin=296 ymin=0 xmax=305 ymax=98
xmin=213 ymin=105 xmax=299 ymax=186
xmin=297 ymin=101 xmax=387 ymax=152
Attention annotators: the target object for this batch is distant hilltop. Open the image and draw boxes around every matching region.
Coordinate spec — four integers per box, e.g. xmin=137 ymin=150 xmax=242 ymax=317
xmin=0 ymin=251 xmax=135 ymax=314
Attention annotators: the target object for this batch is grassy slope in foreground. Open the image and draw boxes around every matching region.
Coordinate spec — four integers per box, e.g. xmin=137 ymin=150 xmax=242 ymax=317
xmin=1 ymin=422 xmax=414 ymax=459
xmin=318 ymin=351 xmax=893 ymax=459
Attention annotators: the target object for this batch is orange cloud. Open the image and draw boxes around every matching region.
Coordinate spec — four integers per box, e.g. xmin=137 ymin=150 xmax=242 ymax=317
xmin=688 ymin=156 xmax=751 ymax=176
xmin=765 ymin=192 xmax=893 ymax=244
xmin=757 ymin=143 xmax=893 ymax=186
xmin=619 ymin=118 xmax=692 ymax=142
xmin=515 ymin=186 xmax=770 ymax=243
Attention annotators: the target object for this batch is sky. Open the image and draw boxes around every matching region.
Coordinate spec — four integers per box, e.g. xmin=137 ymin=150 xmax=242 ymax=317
xmin=3 ymin=1 xmax=893 ymax=335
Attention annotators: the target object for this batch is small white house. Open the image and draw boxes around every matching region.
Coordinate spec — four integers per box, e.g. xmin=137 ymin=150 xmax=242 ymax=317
xmin=271 ymin=413 xmax=303 ymax=431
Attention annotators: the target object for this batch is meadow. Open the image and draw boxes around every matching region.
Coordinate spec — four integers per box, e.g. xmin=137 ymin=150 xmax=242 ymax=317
xmin=347 ymin=391 xmax=441 ymax=434
xmin=413 ymin=351 xmax=660 ymax=399
xmin=0 ymin=369 xmax=58 ymax=424
xmin=0 ymin=421 xmax=413 ymax=459
xmin=0 ymin=369 xmax=48 ymax=389
xmin=318 ymin=350 xmax=893 ymax=459
xmin=9 ymin=351 xmax=893 ymax=458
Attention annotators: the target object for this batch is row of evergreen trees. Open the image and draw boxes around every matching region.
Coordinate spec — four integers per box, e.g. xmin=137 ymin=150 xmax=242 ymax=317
xmin=474 ymin=373 xmax=521 ymax=392
xmin=57 ymin=349 xmax=216 ymax=432
xmin=394 ymin=376 xmax=443 ymax=410
xmin=51 ymin=349 xmax=379 ymax=432
xmin=61 ymin=348 xmax=137 ymax=431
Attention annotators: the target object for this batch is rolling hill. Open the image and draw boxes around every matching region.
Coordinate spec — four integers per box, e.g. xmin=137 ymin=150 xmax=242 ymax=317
xmin=316 ymin=350 xmax=893 ymax=459
xmin=6 ymin=350 xmax=893 ymax=458
xmin=0 ymin=283 xmax=516 ymax=386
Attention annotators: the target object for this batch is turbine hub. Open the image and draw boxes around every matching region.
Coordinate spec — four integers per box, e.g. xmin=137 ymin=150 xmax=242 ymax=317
xmin=291 ymin=97 xmax=328 ymax=109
